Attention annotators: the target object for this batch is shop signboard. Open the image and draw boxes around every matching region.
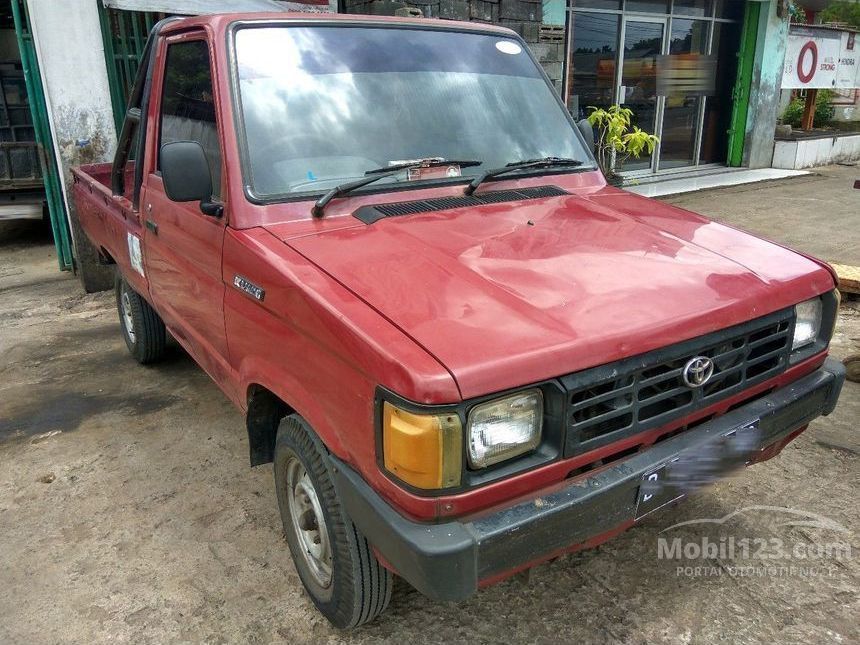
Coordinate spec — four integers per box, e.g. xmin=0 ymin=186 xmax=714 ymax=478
xmin=783 ymin=27 xmax=842 ymax=89
xmin=836 ymin=31 xmax=859 ymax=89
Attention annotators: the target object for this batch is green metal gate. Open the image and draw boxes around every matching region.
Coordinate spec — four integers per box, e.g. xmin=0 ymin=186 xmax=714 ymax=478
xmin=10 ymin=0 xmax=73 ymax=271
xmin=726 ymin=1 xmax=760 ymax=167
xmin=98 ymin=7 xmax=167 ymax=134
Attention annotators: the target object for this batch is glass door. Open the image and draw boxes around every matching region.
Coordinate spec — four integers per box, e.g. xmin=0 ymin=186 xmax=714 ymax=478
xmin=659 ymin=18 xmax=709 ymax=169
xmin=617 ymin=17 xmax=665 ymax=171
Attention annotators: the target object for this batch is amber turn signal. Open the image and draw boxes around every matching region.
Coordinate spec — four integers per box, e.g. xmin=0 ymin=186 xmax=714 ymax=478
xmin=382 ymin=402 xmax=462 ymax=489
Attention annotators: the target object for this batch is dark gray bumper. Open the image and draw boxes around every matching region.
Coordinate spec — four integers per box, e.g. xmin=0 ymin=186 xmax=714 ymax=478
xmin=332 ymin=358 xmax=845 ymax=602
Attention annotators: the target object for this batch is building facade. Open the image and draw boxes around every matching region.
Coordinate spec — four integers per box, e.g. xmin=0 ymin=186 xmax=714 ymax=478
xmin=12 ymin=0 xmax=788 ymax=286
xmin=345 ymin=0 xmax=788 ymax=174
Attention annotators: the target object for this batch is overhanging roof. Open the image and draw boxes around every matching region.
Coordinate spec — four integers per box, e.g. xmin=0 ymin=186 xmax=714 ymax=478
xmin=102 ymin=0 xmax=293 ymax=13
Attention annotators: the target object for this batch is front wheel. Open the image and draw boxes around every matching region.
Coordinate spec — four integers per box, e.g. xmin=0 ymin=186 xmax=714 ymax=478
xmin=115 ymin=276 xmax=166 ymax=364
xmin=274 ymin=415 xmax=392 ymax=628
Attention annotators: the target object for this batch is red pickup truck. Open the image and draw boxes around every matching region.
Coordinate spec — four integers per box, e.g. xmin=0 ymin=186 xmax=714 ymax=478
xmin=72 ymin=13 xmax=845 ymax=628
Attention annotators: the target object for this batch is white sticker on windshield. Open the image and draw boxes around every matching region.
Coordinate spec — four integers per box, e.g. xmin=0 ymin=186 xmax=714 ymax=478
xmin=496 ymin=40 xmax=523 ymax=55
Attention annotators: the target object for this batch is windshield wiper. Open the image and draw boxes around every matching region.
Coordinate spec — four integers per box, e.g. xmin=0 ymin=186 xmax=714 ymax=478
xmin=312 ymin=171 xmax=400 ymax=217
xmin=463 ymin=157 xmax=584 ymax=196
xmin=312 ymin=158 xmax=483 ymax=217
xmin=364 ymin=158 xmax=482 ymax=175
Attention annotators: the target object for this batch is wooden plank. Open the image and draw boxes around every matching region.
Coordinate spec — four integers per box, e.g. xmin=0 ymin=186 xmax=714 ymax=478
xmin=831 ymin=263 xmax=860 ymax=294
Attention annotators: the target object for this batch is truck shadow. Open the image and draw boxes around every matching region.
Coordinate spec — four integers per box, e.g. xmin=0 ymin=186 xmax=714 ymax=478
xmin=0 ymin=324 xmax=199 ymax=443
xmin=0 ymin=388 xmax=181 ymax=442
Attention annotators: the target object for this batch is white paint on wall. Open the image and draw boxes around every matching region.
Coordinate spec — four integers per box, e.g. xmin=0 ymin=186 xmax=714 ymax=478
xmin=25 ymin=0 xmax=118 ymax=248
xmin=772 ymin=134 xmax=860 ymax=169
xmin=746 ymin=0 xmax=790 ymax=169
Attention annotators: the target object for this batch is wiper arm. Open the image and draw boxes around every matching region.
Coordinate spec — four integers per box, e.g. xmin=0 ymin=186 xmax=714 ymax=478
xmin=364 ymin=158 xmax=482 ymax=175
xmin=463 ymin=157 xmax=583 ymax=196
xmin=312 ymin=171 xmax=400 ymax=218
xmin=312 ymin=158 xmax=484 ymax=217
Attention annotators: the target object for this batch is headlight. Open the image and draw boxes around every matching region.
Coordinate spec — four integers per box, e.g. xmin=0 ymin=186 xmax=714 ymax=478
xmin=467 ymin=390 xmax=543 ymax=468
xmin=792 ymin=297 xmax=823 ymax=350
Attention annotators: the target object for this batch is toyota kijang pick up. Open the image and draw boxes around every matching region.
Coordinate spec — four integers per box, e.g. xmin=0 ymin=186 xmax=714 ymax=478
xmin=71 ymin=13 xmax=846 ymax=628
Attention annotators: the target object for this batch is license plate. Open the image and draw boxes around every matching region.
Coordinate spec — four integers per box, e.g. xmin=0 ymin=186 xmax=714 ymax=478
xmin=635 ymin=462 xmax=684 ymax=520
xmin=635 ymin=421 xmax=760 ymax=520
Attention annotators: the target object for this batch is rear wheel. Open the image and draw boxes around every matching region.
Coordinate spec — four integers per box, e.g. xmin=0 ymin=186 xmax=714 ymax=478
xmin=115 ymin=276 xmax=166 ymax=364
xmin=274 ymin=415 xmax=392 ymax=628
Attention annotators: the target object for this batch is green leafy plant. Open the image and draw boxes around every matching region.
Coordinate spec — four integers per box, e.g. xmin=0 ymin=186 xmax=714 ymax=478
xmin=781 ymin=89 xmax=835 ymax=128
xmin=587 ymin=105 xmax=659 ymax=180
xmin=819 ymin=1 xmax=860 ymax=29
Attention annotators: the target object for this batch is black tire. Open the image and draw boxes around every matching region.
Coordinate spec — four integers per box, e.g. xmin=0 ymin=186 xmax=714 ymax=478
xmin=274 ymin=415 xmax=392 ymax=628
xmin=115 ymin=275 xmax=166 ymax=364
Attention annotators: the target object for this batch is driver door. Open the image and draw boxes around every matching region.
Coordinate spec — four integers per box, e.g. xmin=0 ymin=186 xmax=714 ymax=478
xmin=141 ymin=33 xmax=229 ymax=379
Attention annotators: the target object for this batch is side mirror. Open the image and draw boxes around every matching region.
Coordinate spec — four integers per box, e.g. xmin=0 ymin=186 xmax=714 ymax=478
xmin=160 ymin=141 xmax=222 ymax=217
xmin=577 ymin=118 xmax=595 ymax=152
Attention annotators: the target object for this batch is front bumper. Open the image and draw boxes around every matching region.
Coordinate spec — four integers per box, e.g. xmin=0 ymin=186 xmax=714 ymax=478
xmin=332 ymin=358 xmax=845 ymax=602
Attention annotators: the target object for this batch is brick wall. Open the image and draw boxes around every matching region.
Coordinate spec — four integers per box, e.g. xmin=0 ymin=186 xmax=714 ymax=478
xmin=342 ymin=0 xmax=566 ymax=92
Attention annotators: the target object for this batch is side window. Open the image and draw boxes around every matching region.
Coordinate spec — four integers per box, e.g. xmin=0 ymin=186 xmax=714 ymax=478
xmin=158 ymin=39 xmax=222 ymax=198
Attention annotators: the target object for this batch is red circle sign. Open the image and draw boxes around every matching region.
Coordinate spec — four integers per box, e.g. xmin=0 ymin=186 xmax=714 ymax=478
xmin=797 ymin=40 xmax=818 ymax=83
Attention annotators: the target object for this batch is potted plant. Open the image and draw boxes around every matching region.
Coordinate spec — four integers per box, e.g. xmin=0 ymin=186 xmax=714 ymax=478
xmin=587 ymin=105 xmax=659 ymax=186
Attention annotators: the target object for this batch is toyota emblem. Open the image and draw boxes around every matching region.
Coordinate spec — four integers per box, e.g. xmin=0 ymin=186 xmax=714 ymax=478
xmin=682 ymin=356 xmax=714 ymax=388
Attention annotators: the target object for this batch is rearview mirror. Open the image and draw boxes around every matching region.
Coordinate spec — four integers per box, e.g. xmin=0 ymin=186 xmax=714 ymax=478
xmin=160 ymin=141 xmax=222 ymax=216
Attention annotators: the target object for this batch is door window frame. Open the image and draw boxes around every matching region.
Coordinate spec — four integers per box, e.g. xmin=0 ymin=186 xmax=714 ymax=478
xmin=146 ymin=30 xmax=227 ymax=207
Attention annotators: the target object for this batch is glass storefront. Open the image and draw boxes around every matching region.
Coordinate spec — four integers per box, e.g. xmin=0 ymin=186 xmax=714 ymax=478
xmin=565 ymin=0 xmax=743 ymax=174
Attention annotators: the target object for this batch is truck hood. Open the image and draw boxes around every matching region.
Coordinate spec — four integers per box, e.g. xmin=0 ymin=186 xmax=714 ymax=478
xmin=269 ymin=188 xmax=834 ymax=399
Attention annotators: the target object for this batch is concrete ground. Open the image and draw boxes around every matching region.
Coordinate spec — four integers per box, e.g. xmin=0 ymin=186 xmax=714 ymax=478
xmin=1 ymin=164 xmax=858 ymax=644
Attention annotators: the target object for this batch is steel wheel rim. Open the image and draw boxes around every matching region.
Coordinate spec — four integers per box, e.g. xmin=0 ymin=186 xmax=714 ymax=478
xmin=121 ymin=290 xmax=136 ymax=343
xmin=285 ymin=456 xmax=333 ymax=588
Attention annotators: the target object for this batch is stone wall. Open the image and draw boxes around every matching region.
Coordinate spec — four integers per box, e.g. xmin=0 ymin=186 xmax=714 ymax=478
xmin=342 ymin=0 xmax=566 ymax=92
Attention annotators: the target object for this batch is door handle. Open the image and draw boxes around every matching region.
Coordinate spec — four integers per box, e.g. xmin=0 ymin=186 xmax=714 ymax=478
xmin=145 ymin=219 xmax=158 ymax=234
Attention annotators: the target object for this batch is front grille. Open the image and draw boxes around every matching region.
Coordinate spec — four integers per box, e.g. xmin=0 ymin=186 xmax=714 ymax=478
xmin=561 ymin=309 xmax=794 ymax=457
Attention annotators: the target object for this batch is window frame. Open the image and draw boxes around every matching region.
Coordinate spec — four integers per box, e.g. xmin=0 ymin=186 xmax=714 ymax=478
xmin=154 ymin=32 xmax=224 ymax=200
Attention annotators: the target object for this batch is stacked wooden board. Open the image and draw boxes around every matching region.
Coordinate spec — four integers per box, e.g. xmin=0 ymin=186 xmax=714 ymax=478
xmin=831 ymin=263 xmax=860 ymax=295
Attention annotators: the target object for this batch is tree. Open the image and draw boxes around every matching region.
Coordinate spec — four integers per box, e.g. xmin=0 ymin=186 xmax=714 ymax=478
xmin=819 ymin=1 xmax=860 ymax=28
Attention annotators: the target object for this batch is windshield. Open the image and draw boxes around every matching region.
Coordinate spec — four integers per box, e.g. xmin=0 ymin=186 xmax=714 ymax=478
xmin=233 ymin=25 xmax=592 ymax=199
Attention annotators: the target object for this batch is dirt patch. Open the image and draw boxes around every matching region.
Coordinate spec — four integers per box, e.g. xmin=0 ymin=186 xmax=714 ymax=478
xmin=0 ymin=388 xmax=181 ymax=442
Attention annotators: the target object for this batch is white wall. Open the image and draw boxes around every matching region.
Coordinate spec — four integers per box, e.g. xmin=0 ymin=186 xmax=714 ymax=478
xmin=772 ymin=134 xmax=860 ymax=169
xmin=26 ymin=0 xmax=117 ymax=197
